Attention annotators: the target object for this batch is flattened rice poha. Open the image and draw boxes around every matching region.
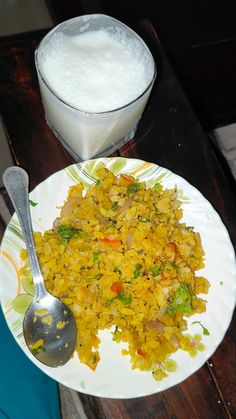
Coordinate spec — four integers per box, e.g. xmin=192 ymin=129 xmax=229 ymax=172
xmin=20 ymin=168 xmax=210 ymax=380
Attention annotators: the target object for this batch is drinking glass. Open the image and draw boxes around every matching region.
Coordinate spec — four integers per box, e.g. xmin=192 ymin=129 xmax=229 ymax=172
xmin=35 ymin=14 xmax=156 ymax=160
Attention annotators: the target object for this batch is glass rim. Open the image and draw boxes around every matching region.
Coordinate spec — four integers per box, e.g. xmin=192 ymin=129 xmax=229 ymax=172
xmin=34 ymin=14 xmax=157 ymax=116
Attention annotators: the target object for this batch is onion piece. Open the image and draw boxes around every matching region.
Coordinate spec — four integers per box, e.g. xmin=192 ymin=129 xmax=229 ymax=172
xmin=126 ymin=232 xmax=134 ymax=250
xmin=117 ymin=196 xmax=136 ymax=215
xmin=155 ymin=306 xmax=166 ymax=320
xmin=145 ymin=320 xmax=164 ymax=332
xmin=52 ymin=217 xmax=60 ymax=233
xmin=170 ymin=334 xmax=180 ymax=348
xmin=96 ymin=213 xmax=109 ymax=226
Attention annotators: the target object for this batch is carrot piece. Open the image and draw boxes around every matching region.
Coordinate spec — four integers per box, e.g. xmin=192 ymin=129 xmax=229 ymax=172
xmin=99 ymin=237 xmax=122 ymax=248
xmin=111 ymin=281 xmax=123 ymax=295
xmin=119 ymin=174 xmax=134 ymax=186
xmin=165 ymin=242 xmax=177 ymax=262
xmin=137 ymin=348 xmax=146 ymax=357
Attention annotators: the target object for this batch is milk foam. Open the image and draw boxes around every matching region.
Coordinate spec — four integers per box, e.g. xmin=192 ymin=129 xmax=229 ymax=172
xmin=39 ymin=29 xmax=154 ymax=113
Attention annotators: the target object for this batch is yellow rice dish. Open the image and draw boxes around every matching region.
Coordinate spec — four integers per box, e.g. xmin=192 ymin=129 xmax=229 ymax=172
xmin=20 ymin=168 xmax=210 ymax=379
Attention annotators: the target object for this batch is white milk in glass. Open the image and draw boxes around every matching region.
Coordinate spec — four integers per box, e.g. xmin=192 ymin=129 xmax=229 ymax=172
xmin=36 ymin=15 xmax=156 ymax=160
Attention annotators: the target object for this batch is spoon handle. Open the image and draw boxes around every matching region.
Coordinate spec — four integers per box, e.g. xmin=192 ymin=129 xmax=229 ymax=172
xmin=3 ymin=166 xmax=47 ymax=299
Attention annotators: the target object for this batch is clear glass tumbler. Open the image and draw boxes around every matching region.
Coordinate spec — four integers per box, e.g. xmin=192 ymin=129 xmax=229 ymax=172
xmin=35 ymin=14 xmax=156 ymax=160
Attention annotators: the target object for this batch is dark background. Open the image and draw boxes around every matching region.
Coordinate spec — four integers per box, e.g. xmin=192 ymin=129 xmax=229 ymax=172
xmin=47 ymin=0 xmax=236 ymax=131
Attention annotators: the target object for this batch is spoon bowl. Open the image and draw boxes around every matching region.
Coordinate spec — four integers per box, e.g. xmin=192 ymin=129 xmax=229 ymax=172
xmin=3 ymin=166 xmax=77 ymax=367
xmin=23 ymin=294 xmax=77 ymax=367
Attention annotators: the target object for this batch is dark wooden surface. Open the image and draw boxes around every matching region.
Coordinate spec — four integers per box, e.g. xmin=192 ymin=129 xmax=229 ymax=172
xmin=48 ymin=0 xmax=236 ymax=129
xmin=0 ymin=18 xmax=236 ymax=419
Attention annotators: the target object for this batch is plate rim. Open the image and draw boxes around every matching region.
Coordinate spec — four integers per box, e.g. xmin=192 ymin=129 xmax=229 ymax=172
xmin=0 ymin=156 xmax=236 ymax=398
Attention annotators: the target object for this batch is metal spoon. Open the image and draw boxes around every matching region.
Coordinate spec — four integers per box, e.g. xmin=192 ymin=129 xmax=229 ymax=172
xmin=3 ymin=166 xmax=77 ymax=367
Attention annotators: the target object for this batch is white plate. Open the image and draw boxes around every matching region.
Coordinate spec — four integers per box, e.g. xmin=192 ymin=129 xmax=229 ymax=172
xmin=0 ymin=157 xmax=236 ymax=398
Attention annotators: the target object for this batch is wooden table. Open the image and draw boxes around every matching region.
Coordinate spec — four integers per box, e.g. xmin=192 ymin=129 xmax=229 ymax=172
xmin=0 ymin=19 xmax=235 ymax=419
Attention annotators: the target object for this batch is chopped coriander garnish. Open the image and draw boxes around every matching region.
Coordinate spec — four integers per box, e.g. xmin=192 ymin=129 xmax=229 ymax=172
xmin=58 ymin=224 xmax=78 ymax=242
xmin=111 ymin=202 xmax=119 ymax=211
xmin=105 ymin=298 xmax=114 ymax=307
xmin=92 ymin=354 xmax=97 ymax=363
xmin=58 ymin=225 xmax=89 ymax=243
xmin=95 ymin=179 xmax=101 ymax=186
xmin=140 ymin=216 xmax=150 ymax=222
xmin=117 ymin=292 xmax=132 ymax=305
xmin=113 ymin=266 xmax=121 ymax=273
xmin=167 ymin=283 xmax=193 ymax=316
xmin=133 ymin=263 xmax=142 ymax=278
xmin=127 ymin=183 xmax=140 ymax=196
xmin=112 ymin=325 xmax=119 ymax=341
xmin=154 ymin=183 xmax=162 ymax=191
xmin=151 ymin=263 xmax=161 ymax=276
xmin=192 ymin=321 xmax=210 ymax=336
xmin=92 ymin=251 xmax=100 ymax=261
xmin=164 ymin=262 xmax=176 ymax=270
xmin=29 ymin=199 xmax=38 ymax=207
xmin=166 ymin=305 xmax=176 ymax=317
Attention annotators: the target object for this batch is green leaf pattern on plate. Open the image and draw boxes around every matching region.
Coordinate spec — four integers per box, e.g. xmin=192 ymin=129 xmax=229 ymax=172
xmin=147 ymin=171 xmax=170 ymax=188
xmin=138 ymin=165 xmax=166 ymax=182
xmin=11 ymin=316 xmax=24 ymax=333
xmin=82 ymin=160 xmax=106 ymax=178
xmin=4 ymin=235 xmax=22 ymax=252
xmin=152 ymin=358 xmax=178 ymax=381
xmin=106 ymin=157 xmax=126 ymax=175
xmin=21 ymin=273 xmax=34 ymax=296
xmin=11 ymin=273 xmax=35 ymax=314
xmin=66 ymin=166 xmax=91 ymax=188
xmin=7 ymin=219 xmax=24 ymax=242
xmin=11 ymin=294 xmax=33 ymax=314
xmin=10 ymin=316 xmax=25 ymax=342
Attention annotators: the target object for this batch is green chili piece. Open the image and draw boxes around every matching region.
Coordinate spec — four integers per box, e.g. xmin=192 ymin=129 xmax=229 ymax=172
xmin=127 ymin=183 xmax=140 ymax=196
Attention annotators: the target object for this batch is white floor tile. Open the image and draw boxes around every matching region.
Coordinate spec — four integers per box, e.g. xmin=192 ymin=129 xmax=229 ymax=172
xmin=214 ymin=123 xmax=236 ymax=179
xmin=214 ymin=123 xmax=236 ymax=152
xmin=0 ymin=0 xmax=53 ymax=37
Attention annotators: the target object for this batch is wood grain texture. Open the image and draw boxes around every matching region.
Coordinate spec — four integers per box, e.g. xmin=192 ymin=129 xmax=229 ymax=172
xmin=79 ymin=365 xmax=229 ymax=419
xmin=0 ymin=20 xmax=235 ymax=419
